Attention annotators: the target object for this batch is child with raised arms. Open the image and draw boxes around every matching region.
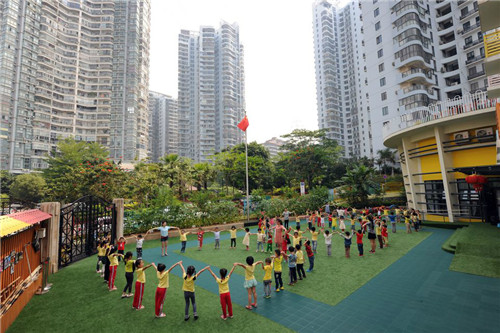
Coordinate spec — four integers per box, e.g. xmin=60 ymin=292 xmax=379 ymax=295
xmin=180 ymin=263 xmax=209 ymax=320
xmin=295 ymin=244 xmax=306 ymax=280
xmin=197 ymin=227 xmax=205 ymax=250
xmin=355 ymin=229 xmax=364 ymax=257
xmin=282 ymin=246 xmax=297 ymax=286
xmin=132 ymin=259 xmax=154 ymax=310
xmin=179 ymin=229 xmax=190 ymax=253
xmin=271 ymin=249 xmax=284 ymax=291
xmin=207 ymin=227 xmax=221 ymax=250
xmin=242 ymin=227 xmax=257 ymax=251
xmin=151 ymin=261 xmax=182 ymax=318
xmin=207 ymin=266 xmax=236 ymax=320
xmin=256 ymin=228 xmax=266 ymax=252
xmin=323 ymin=229 xmax=334 ymax=256
xmin=266 ymin=231 xmax=273 ymax=253
xmin=96 ymin=240 xmax=106 ymax=275
xmin=234 ymin=256 xmax=263 ymax=309
xmin=122 ymin=251 xmax=135 ymax=298
xmin=229 ymin=226 xmax=240 ymax=249
xmin=304 ymin=240 xmax=315 ymax=272
xmin=261 ymin=258 xmax=273 ymax=298
xmin=337 ymin=231 xmax=352 ymax=258
xmin=307 ymin=227 xmax=319 ymax=253
xmin=107 ymin=246 xmax=123 ymax=291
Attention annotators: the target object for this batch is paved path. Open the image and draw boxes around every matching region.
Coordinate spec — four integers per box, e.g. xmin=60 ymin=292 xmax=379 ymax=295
xmin=142 ymin=228 xmax=500 ymax=332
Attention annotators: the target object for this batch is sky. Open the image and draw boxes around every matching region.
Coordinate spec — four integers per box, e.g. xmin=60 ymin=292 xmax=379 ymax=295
xmin=149 ymin=0 xmax=322 ymax=143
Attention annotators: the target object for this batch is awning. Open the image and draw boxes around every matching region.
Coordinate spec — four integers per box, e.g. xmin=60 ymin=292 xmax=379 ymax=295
xmin=454 ymin=165 xmax=500 ymax=176
xmin=0 ymin=209 xmax=51 ymax=238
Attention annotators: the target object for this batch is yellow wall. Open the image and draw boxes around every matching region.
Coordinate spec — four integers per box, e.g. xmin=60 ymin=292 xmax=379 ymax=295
xmin=417 ymin=137 xmax=442 ymax=181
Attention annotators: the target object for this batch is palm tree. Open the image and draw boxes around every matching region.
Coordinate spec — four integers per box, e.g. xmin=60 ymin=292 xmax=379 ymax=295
xmin=193 ymin=162 xmax=216 ymax=190
xmin=339 ymin=164 xmax=378 ymax=206
xmin=377 ymin=148 xmax=397 ymax=175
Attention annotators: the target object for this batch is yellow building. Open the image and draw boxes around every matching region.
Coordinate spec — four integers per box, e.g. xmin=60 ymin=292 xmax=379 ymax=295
xmin=383 ymin=92 xmax=499 ymax=223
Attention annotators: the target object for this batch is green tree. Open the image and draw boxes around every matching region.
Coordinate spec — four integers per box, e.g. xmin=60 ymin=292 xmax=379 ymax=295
xmin=10 ymin=173 xmax=47 ymax=203
xmin=377 ymin=148 xmax=397 ymax=175
xmin=278 ymin=129 xmax=342 ymax=189
xmin=0 ymin=170 xmax=15 ymax=195
xmin=193 ymin=162 xmax=216 ymax=190
xmin=338 ymin=164 xmax=379 ymax=207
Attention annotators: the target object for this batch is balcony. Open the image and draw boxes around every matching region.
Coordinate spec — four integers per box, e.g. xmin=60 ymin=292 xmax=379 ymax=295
xmin=463 ymin=38 xmax=484 ymax=50
xmin=459 ymin=7 xmax=478 ymax=21
xmin=465 ymin=54 xmax=485 ymax=65
xmin=399 ymin=68 xmax=434 ymax=85
xmin=468 ymin=70 xmax=485 ymax=80
xmin=383 ymin=91 xmax=498 ymax=141
xmin=460 ymin=22 xmax=481 ymax=35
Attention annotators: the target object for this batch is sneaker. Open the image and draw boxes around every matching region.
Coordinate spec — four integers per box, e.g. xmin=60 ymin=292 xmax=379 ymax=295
xmin=303 ymin=275 xmax=307 ymax=278
xmin=194 ymin=315 xmax=199 ymax=320
xmin=221 ymin=315 xmax=227 ymax=320
xmin=121 ymin=294 xmax=127 ymax=298
xmin=185 ymin=316 xmax=190 ymax=321
xmin=280 ymin=287 xmax=284 ymax=290
xmin=298 ymin=277 xmax=303 ymax=280
xmin=306 ymin=269 xmax=312 ymax=272
xmin=156 ymin=313 xmax=166 ymax=318
xmin=229 ymin=316 xmax=233 ymax=319
xmin=276 ymin=288 xmax=280 ymax=292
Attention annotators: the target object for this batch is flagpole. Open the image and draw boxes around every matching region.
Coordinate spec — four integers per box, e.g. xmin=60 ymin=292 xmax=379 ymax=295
xmin=245 ymin=129 xmax=250 ymax=223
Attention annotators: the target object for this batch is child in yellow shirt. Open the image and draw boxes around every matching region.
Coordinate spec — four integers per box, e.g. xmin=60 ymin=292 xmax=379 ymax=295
xmin=180 ymin=263 xmax=209 ymax=321
xmin=207 ymin=266 xmax=236 ymax=320
xmin=152 ymin=261 xmax=181 ymax=318
xmin=260 ymin=258 xmax=273 ymax=298
xmin=295 ymin=244 xmax=306 ymax=280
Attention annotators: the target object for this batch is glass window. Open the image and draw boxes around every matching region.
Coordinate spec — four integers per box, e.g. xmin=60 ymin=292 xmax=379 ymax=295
xmin=376 ymin=35 xmax=382 ymax=44
xmin=380 ymin=77 xmax=386 ymax=86
xmin=374 ymin=8 xmax=379 ymax=17
xmin=379 ymin=63 xmax=384 ymax=72
xmin=456 ymin=179 xmax=480 ymax=218
xmin=381 ymin=92 xmax=387 ymax=101
xmin=377 ymin=49 xmax=383 ymax=58
xmin=424 ymin=181 xmax=447 ymax=214
xmin=375 ymin=21 xmax=381 ymax=31
xmin=382 ymin=106 xmax=388 ymax=116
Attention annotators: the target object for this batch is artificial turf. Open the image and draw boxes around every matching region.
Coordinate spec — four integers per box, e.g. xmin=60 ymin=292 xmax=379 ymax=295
xmin=8 ymin=235 xmax=292 ymax=333
xmin=175 ymin=227 xmax=430 ymax=306
xmin=449 ymin=224 xmax=500 ymax=278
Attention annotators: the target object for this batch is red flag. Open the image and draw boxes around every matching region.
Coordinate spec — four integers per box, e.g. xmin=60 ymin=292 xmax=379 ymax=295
xmin=237 ymin=115 xmax=249 ymax=132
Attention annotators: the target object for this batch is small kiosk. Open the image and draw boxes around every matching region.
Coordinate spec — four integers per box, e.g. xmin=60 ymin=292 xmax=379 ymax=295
xmin=0 ymin=210 xmax=51 ymax=333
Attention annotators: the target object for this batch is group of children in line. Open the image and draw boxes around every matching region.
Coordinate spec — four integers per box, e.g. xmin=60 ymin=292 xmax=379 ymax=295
xmin=94 ymin=204 xmax=422 ymax=321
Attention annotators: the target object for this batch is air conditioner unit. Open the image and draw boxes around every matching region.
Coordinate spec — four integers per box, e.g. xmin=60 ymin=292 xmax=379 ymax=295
xmin=475 ymin=127 xmax=493 ymax=141
xmin=453 ymin=131 xmax=469 ymax=143
xmin=457 ymin=29 xmax=463 ymax=34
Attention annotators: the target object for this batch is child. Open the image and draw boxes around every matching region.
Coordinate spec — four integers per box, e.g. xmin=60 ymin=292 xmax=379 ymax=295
xmin=208 ymin=227 xmax=221 ymax=250
xmin=152 ymin=261 xmax=181 ymax=318
xmin=180 ymin=264 xmax=209 ymax=320
xmin=338 ymin=231 xmax=352 ymax=258
xmin=132 ymin=259 xmax=154 ymax=310
xmin=304 ymin=240 xmax=315 ymax=272
xmin=350 ymin=215 xmax=356 ymax=231
xmin=103 ymin=241 xmax=111 ymax=282
xmin=108 ymin=246 xmax=123 ymax=291
xmin=96 ymin=241 xmax=106 ymax=275
xmin=328 ymin=214 xmax=333 ymax=229
xmin=117 ymin=236 xmax=126 ymax=261
xmin=323 ymin=229 xmax=333 ymax=256
xmin=136 ymin=235 xmax=144 ymax=259
xmin=242 ymin=228 xmax=254 ymax=251
xmin=266 ymin=231 xmax=273 ymax=253
xmin=332 ymin=215 xmax=338 ymax=231
xmin=197 ymin=228 xmax=205 ymax=250
xmin=256 ymin=228 xmax=266 ymax=252
xmin=272 ymin=249 xmax=284 ymax=291
xmin=207 ymin=266 xmax=236 ymax=320
xmin=261 ymin=258 xmax=273 ymax=298
xmin=179 ymin=229 xmax=190 ymax=253
xmin=122 ymin=251 xmax=135 ymax=298
xmin=355 ymin=229 xmax=364 ymax=257
xmin=229 ymin=226 xmax=238 ymax=249
xmin=295 ymin=244 xmax=306 ymax=280
xmin=307 ymin=227 xmax=319 ymax=253
xmin=290 ymin=226 xmax=304 ymax=246
xmin=282 ymin=246 xmax=297 ymax=286
xmin=376 ymin=221 xmax=384 ymax=249
xmin=295 ymin=215 xmax=301 ymax=229
xmin=339 ymin=216 xmax=346 ymax=232
xmin=405 ymin=214 xmax=412 ymax=234
xmin=381 ymin=222 xmax=389 ymax=247
xmin=234 ymin=256 xmax=262 ymax=309
xmin=292 ymin=231 xmax=302 ymax=248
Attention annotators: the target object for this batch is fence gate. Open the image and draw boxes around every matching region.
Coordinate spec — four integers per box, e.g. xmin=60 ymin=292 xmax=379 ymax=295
xmin=59 ymin=195 xmax=116 ymax=268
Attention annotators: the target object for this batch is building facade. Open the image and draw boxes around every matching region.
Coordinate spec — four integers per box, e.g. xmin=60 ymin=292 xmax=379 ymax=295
xmin=479 ymin=0 xmax=500 ymax=99
xmin=313 ymin=0 xmax=372 ymax=158
xmin=361 ymin=0 xmax=488 ymax=155
xmin=148 ymin=91 xmax=178 ymax=162
xmin=0 ymin=0 xmax=150 ymax=173
xmin=262 ymin=137 xmax=286 ymax=158
xmin=178 ymin=22 xmax=245 ymax=163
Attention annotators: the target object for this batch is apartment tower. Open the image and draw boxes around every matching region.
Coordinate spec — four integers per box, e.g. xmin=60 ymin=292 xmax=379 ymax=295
xmin=148 ymin=91 xmax=178 ymax=162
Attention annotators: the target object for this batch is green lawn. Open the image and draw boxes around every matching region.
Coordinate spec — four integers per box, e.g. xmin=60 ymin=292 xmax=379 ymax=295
xmin=8 ymin=238 xmax=292 ymax=333
xmin=176 ymin=229 xmax=430 ymax=306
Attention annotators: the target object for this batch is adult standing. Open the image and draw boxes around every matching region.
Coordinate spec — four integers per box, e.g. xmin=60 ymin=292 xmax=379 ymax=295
xmin=366 ymin=216 xmax=377 ymax=253
xmin=148 ymin=221 xmax=178 ymax=256
xmin=282 ymin=209 xmax=290 ymax=229
xmin=324 ymin=203 xmax=330 ymax=215
xmin=272 ymin=220 xmax=287 ymax=249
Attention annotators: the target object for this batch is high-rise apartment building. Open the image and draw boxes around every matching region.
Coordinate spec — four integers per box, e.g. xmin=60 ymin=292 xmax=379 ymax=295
xmin=178 ymin=22 xmax=245 ymax=163
xmin=0 ymin=0 xmax=42 ymax=172
xmin=313 ymin=0 xmax=372 ymax=158
xmin=0 ymin=0 xmax=150 ymax=173
xmin=361 ymin=0 xmax=488 ymax=154
xmin=148 ymin=91 xmax=178 ymax=162
xmin=110 ymin=0 xmax=151 ymax=162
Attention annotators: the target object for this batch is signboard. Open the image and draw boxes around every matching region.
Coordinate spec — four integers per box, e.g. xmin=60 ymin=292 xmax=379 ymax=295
xmin=300 ymin=182 xmax=305 ymax=196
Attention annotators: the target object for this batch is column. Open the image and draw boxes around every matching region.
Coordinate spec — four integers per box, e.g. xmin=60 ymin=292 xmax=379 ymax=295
xmin=434 ymin=127 xmax=457 ymax=222
xmin=113 ymin=198 xmax=124 ymax=238
xmin=40 ymin=202 xmax=61 ymax=274
xmin=401 ymin=137 xmax=420 ymax=209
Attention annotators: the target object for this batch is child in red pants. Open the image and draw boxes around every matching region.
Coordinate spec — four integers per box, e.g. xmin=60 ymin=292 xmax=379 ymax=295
xmin=132 ymin=259 xmax=153 ymax=310
xmin=207 ymin=266 xmax=236 ymax=320
xmin=197 ymin=228 xmax=204 ymax=250
xmin=107 ymin=246 xmax=123 ymax=291
xmin=152 ymin=261 xmax=182 ymax=318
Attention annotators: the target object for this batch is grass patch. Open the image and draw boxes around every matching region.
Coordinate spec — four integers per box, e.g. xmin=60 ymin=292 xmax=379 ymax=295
xmin=449 ymin=224 xmax=500 ymax=278
xmin=8 ymin=248 xmax=292 ymax=333
xmin=177 ymin=229 xmax=430 ymax=306
xmin=442 ymin=228 xmax=464 ymax=253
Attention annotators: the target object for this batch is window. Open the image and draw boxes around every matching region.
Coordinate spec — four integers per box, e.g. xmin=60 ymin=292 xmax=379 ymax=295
xmin=377 ymin=49 xmax=383 ymax=58
xmin=376 ymin=35 xmax=382 ymax=44
xmin=381 ymin=92 xmax=387 ymax=101
xmin=382 ymin=106 xmax=388 ymax=116
xmin=380 ymin=77 xmax=386 ymax=86
xmin=374 ymin=8 xmax=379 ymax=17
xmin=375 ymin=21 xmax=381 ymax=31
xmin=465 ymin=36 xmax=472 ymax=45
xmin=424 ymin=181 xmax=447 ymax=215
xmin=467 ymin=51 xmax=474 ymax=60
xmin=373 ymin=0 xmax=378 ymax=3
xmin=378 ymin=63 xmax=385 ymax=72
